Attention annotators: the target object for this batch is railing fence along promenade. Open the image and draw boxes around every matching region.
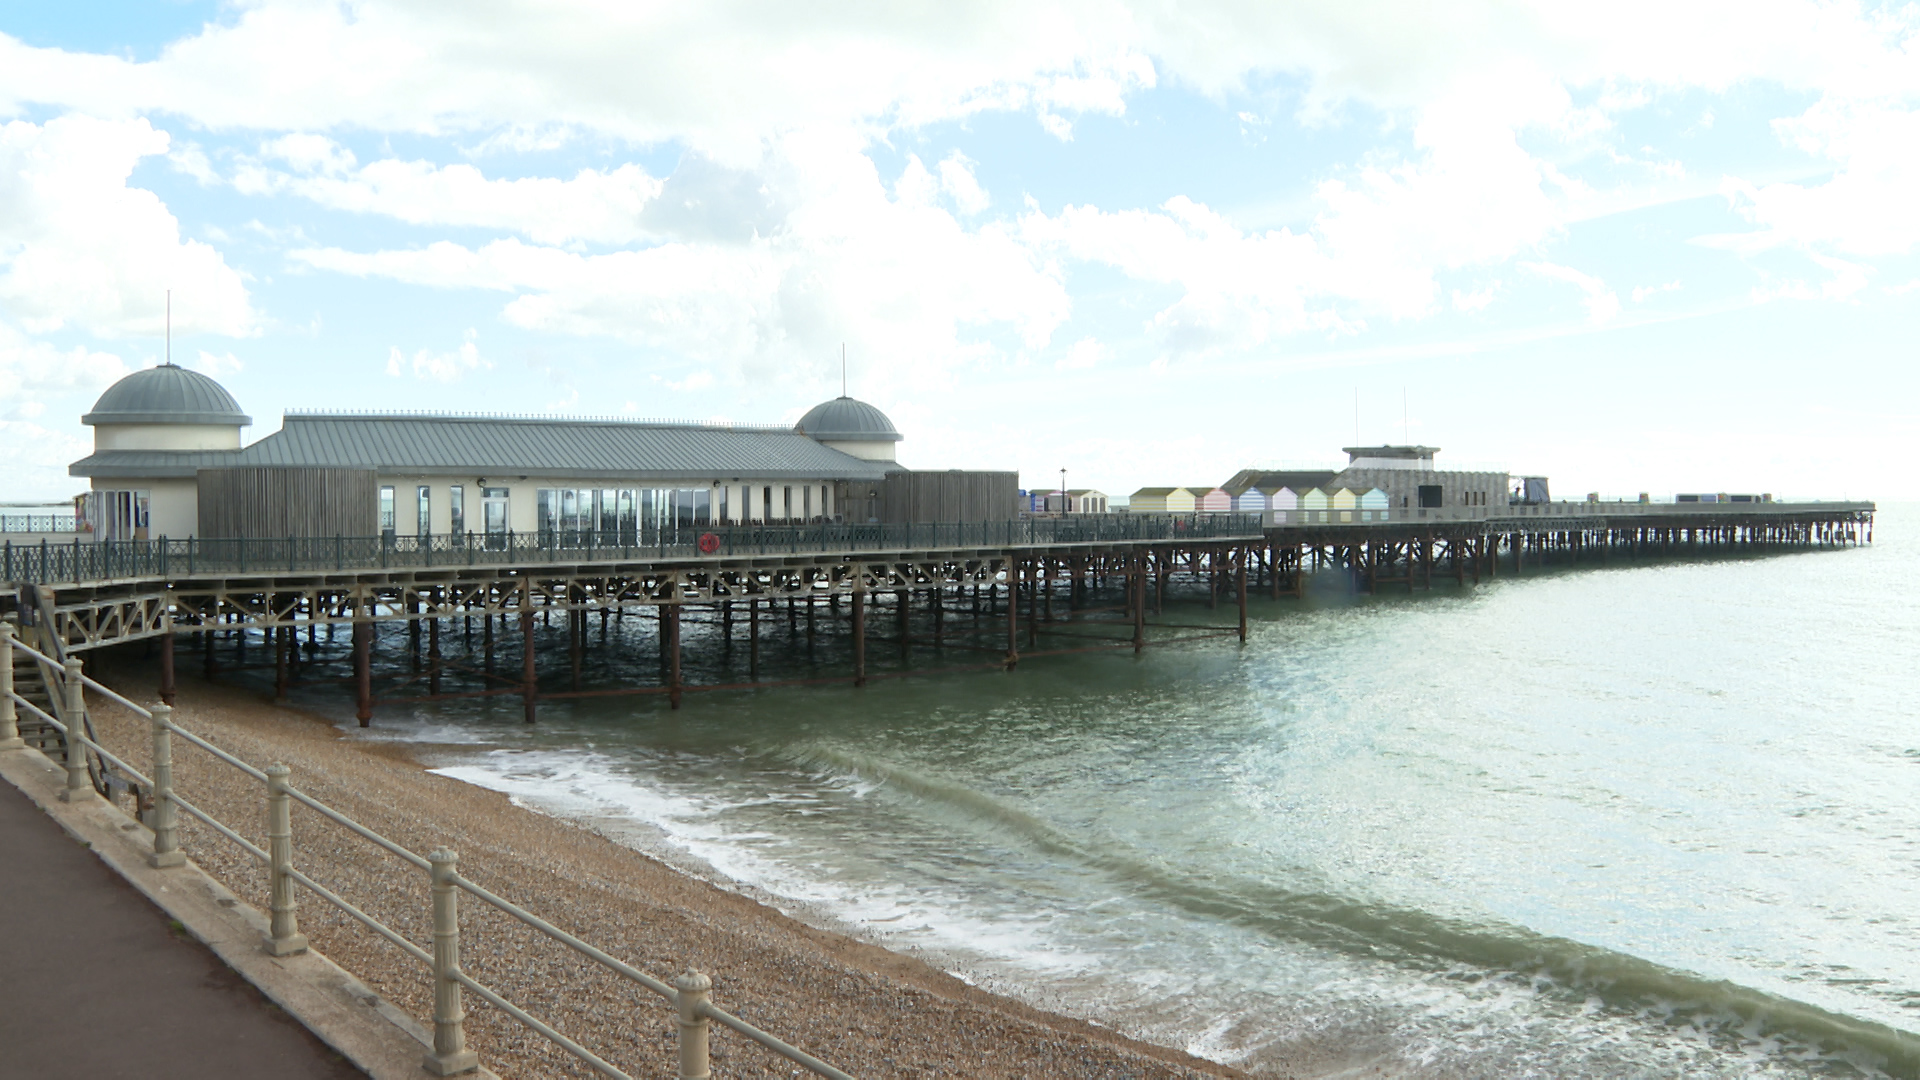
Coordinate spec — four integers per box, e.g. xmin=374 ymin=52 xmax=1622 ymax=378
xmin=0 ymin=623 xmax=854 ymax=1080
xmin=0 ymin=513 xmax=1264 ymax=585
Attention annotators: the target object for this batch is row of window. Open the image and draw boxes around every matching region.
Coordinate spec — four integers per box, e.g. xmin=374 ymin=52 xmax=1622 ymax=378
xmin=375 ymin=484 xmax=834 ymax=536
xmin=378 ymin=485 xmax=509 ymax=536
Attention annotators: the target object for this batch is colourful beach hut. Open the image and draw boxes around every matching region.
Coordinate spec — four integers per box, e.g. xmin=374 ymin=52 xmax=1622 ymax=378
xmin=1270 ymin=487 xmax=1300 ymax=524
xmin=1331 ymin=487 xmax=1359 ymax=523
xmin=1360 ymin=488 xmax=1390 ymax=521
xmin=1232 ymin=487 xmax=1270 ymax=513
xmin=1129 ymin=487 xmax=1197 ymax=514
xmin=1196 ymin=487 xmax=1233 ymax=513
xmin=1300 ymin=487 xmax=1329 ymax=523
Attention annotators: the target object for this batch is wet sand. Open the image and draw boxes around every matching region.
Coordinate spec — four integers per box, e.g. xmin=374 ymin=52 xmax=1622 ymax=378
xmin=80 ymin=660 xmax=1257 ymax=1080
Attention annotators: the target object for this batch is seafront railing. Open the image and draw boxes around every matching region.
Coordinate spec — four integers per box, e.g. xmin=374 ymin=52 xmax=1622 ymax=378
xmin=0 ymin=624 xmax=854 ymax=1080
xmin=0 ymin=512 xmax=1265 ymax=585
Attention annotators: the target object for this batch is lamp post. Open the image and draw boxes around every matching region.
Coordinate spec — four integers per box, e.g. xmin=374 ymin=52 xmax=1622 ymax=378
xmin=1060 ymin=468 xmax=1068 ymax=515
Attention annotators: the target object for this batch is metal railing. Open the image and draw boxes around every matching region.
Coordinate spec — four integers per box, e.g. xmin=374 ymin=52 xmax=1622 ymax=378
xmin=0 ymin=625 xmax=854 ymax=1080
xmin=0 ymin=513 xmax=1264 ymax=585
xmin=1264 ymin=499 xmax=1875 ymax=528
xmin=0 ymin=514 xmax=77 ymax=534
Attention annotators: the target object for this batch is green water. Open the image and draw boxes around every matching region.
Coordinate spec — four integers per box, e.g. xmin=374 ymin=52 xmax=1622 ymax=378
xmin=308 ymin=508 xmax=1916 ymax=1077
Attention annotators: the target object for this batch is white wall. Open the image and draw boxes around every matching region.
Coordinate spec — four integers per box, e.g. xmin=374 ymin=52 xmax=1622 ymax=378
xmin=818 ymin=439 xmax=897 ymax=462
xmin=93 ymin=423 xmax=244 ymax=451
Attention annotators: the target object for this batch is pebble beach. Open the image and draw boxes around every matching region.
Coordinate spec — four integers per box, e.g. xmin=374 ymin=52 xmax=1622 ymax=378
xmin=79 ymin=661 xmax=1254 ymax=1080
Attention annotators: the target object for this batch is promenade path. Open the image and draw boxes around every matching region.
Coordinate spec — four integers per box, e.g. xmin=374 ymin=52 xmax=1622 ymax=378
xmin=0 ymin=774 xmax=366 ymax=1079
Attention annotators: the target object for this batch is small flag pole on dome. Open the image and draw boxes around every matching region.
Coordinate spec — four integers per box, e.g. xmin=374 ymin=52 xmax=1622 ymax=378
xmin=165 ymin=289 xmax=170 ymax=367
xmin=841 ymin=343 xmax=847 ymax=397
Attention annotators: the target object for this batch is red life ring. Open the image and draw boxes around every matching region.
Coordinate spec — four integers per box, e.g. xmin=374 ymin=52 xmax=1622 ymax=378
xmin=697 ymin=532 xmax=721 ymax=554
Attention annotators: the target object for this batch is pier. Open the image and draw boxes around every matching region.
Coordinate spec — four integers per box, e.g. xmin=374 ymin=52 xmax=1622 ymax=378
xmin=0 ymin=500 xmax=1874 ymax=734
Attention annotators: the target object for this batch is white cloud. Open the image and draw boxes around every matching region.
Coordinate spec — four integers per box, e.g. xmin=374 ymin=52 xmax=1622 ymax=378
xmin=1631 ymin=280 xmax=1682 ymax=302
xmin=0 ymin=116 xmax=255 ymax=339
xmin=1057 ymin=337 xmax=1107 ymax=370
xmin=0 ymin=319 xmax=128 ymax=428
xmin=385 ymin=328 xmax=490 ymax=382
xmin=937 ymin=152 xmax=991 ymax=215
xmin=1749 ymin=253 xmax=1870 ymax=303
xmin=1725 ymin=101 xmax=1920 ymax=257
xmin=231 ymin=135 xmax=665 ymax=246
xmin=191 ymin=350 xmax=245 ymax=377
xmin=299 ymin=132 xmax=1069 ymax=393
xmin=1451 ymin=284 xmax=1498 ymax=312
xmin=1523 ymin=261 xmax=1621 ymax=324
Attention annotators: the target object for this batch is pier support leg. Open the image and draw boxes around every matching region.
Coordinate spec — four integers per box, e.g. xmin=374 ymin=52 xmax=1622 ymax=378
xmin=275 ymin=625 xmax=289 ymax=701
xmin=1005 ymin=562 xmax=1020 ymax=669
xmin=1133 ymin=556 xmax=1146 ymax=652
xmin=667 ymin=606 xmax=682 ymax=710
xmin=428 ymin=617 xmax=442 ymax=696
xmin=353 ymin=618 xmax=372 ymax=727
xmin=569 ymin=606 xmax=582 ymax=691
xmin=483 ymin=613 xmax=495 ymax=673
xmin=897 ymin=588 xmax=909 ymax=658
xmin=852 ymin=590 xmax=866 ymax=687
xmin=521 ymin=608 xmax=537 ymax=724
xmin=1237 ymin=550 xmax=1248 ymax=643
xmin=933 ymin=587 xmax=944 ymax=648
xmin=748 ymin=599 xmax=760 ymax=681
xmin=1026 ymin=559 xmax=1038 ymax=649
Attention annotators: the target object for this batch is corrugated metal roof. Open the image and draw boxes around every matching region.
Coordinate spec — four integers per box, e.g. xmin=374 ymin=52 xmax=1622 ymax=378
xmin=83 ymin=364 xmax=252 ymax=426
xmin=73 ymin=415 xmax=894 ymax=481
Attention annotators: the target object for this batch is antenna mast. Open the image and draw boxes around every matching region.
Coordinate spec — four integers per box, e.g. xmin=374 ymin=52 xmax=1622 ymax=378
xmin=841 ymin=343 xmax=847 ymax=397
xmin=166 ymin=289 xmax=171 ymax=367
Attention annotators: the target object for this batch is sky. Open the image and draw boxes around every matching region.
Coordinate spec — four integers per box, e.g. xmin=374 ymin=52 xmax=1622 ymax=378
xmin=1 ymin=1 xmax=1916 ymax=504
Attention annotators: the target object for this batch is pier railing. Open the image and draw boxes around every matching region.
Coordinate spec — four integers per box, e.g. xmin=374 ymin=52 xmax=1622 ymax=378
xmin=0 ymin=513 xmax=1264 ymax=585
xmin=0 ymin=514 xmax=77 ymax=534
xmin=0 ymin=626 xmax=853 ymax=1080
xmin=1265 ymin=499 xmax=1875 ymax=527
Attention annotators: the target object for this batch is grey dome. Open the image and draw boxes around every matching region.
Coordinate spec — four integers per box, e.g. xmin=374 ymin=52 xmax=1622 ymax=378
xmin=83 ymin=364 xmax=251 ymax=426
xmin=795 ymin=396 xmax=902 ymax=443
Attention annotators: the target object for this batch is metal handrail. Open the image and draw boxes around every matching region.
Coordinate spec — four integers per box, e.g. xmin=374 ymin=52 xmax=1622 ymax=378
xmin=0 ymin=513 xmax=1269 ymax=586
xmin=1 ymin=632 xmax=851 ymax=1079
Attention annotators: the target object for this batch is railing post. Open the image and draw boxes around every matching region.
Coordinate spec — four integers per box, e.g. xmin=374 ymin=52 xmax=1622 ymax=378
xmin=262 ymin=763 xmax=309 ymax=955
xmin=423 ymin=848 xmax=481 ymax=1076
xmin=675 ymin=969 xmax=713 ymax=1080
xmin=147 ymin=704 xmax=183 ymax=867
xmin=59 ymin=658 xmax=93 ymax=802
xmin=0 ymin=623 xmax=20 ymax=750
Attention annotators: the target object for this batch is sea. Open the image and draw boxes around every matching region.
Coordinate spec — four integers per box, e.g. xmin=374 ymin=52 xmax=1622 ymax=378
xmin=299 ymin=505 xmax=1916 ymax=1078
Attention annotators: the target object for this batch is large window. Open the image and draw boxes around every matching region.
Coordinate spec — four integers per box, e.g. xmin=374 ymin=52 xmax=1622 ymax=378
xmin=379 ymin=486 xmax=396 ymax=535
xmin=416 ymin=486 xmax=431 ymax=537
xmin=449 ymin=485 xmax=464 ymax=535
xmin=482 ymin=488 xmax=509 ymax=536
xmin=82 ymin=490 xmax=150 ymax=541
xmin=534 ymin=487 xmax=713 ymax=543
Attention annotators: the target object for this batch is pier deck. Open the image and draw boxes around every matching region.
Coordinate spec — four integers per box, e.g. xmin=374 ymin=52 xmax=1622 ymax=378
xmin=0 ymin=502 xmax=1873 ymax=726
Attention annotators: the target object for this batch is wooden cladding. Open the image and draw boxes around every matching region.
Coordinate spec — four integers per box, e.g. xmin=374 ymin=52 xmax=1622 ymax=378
xmin=877 ymin=470 xmax=1019 ymax=524
xmin=197 ymin=467 xmax=378 ymax=539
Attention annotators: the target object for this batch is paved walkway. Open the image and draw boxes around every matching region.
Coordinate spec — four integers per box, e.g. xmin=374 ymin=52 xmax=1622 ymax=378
xmin=0 ymin=773 xmax=366 ymax=1079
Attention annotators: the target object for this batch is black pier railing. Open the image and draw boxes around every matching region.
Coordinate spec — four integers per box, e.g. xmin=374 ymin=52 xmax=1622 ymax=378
xmin=2 ymin=514 xmax=1265 ymax=586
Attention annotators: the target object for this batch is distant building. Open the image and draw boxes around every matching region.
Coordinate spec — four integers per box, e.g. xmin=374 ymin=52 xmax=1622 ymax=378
xmin=1329 ymin=446 xmax=1508 ymax=515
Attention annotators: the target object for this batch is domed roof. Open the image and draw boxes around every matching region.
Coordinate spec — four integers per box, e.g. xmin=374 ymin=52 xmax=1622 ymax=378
xmin=795 ymin=396 xmax=902 ymax=443
xmin=83 ymin=364 xmax=251 ymax=426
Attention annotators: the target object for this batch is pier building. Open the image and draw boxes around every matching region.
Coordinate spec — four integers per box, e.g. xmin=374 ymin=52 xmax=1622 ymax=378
xmin=68 ymin=365 xmax=1018 ymax=541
